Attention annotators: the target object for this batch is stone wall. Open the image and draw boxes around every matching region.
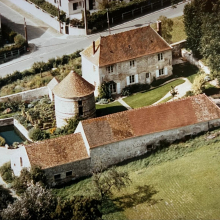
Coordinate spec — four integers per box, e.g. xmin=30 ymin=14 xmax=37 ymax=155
xmin=0 ymin=87 xmax=48 ymax=103
xmin=181 ymin=49 xmax=210 ymax=74
xmin=14 ymin=119 xmax=32 ymax=142
xmin=171 ymin=40 xmax=186 ymax=57
xmin=90 ymin=119 xmax=220 ymax=169
xmin=44 ymin=158 xmax=91 ymax=186
xmin=0 ymin=117 xmax=14 ymax=126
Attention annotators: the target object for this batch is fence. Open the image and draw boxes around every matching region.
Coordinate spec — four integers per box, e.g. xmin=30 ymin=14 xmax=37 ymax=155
xmin=0 ymin=46 xmax=26 ymax=64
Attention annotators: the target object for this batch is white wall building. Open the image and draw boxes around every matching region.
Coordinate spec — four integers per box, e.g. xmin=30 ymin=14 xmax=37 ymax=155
xmin=81 ymin=25 xmax=173 ymax=96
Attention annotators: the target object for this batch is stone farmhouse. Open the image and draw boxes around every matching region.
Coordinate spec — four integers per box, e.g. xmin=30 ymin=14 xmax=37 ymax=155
xmin=11 ymin=94 xmax=220 ymax=185
xmin=81 ymin=25 xmax=173 ymax=96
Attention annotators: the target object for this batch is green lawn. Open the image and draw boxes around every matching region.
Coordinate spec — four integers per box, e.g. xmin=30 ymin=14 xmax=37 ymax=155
xmin=158 ymin=95 xmax=173 ymax=104
xmin=123 ymin=79 xmax=184 ymax=108
xmin=173 ymin=62 xmax=200 ymax=83
xmin=0 ymin=112 xmax=19 ymax=119
xmin=96 ymin=101 xmax=127 ymax=117
xmin=53 ymin=128 xmax=220 ymax=220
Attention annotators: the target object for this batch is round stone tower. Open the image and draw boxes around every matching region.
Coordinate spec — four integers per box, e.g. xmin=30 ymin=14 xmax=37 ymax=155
xmin=53 ymin=71 xmax=96 ymax=128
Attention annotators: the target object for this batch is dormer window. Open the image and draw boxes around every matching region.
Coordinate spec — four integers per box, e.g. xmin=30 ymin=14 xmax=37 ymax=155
xmin=130 ymin=60 xmax=135 ymax=67
xmin=158 ymin=53 xmax=163 ymax=61
xmin=106 ymin=65 xmax=113 ymax=73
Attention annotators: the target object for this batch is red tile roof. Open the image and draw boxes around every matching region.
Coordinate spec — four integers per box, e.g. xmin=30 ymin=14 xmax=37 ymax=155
xmin=25 ymin=133 xmax=89 ymax=169
xmin=53 ymin=71 xmax=95 ymax=98
xmin=81 ymin=94 xmax=220 ymax=148
xmin=81 ymin=26 xmax=172 ymax=67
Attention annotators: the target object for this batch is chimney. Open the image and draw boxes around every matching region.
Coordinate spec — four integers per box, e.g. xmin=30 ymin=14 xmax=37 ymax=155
xmin=157 ymin=20 xmax=162 ymax=36
xmin=93 ymin=41 xmax=95 ymax=55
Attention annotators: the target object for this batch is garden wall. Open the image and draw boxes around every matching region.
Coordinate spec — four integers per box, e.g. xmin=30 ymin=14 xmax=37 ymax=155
xmin=0 ymin=117 xmax=14 ymax=126
xmin=171 ymin=40 xmax=186 ymax=57
xmin=0 ymin=87 xmax=48 ymax=103
xmin=181 ymin=49 xmax=210 ymax=74
xmin=14 ymin=119 xmax=32 ymax=142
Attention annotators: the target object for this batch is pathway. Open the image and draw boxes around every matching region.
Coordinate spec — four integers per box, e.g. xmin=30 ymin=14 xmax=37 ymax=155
xmin=117 ymin=98 xmax=132 ymax=110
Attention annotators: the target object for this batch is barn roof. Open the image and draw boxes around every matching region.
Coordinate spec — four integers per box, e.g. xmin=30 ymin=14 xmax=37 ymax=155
xmin=53 ymin=71 xmax=95 ymax=98
xmin=81 ymin=25 xmax=172 ymax=67
xmin=25 ymin=133 xmax=89 ymax=169
xmin=80 ymin=94 xmax=220 ymax=148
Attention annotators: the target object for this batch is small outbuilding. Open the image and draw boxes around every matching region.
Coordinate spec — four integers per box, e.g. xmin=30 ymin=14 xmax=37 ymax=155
xmin=53 ymin=71 xmax=96 ymax=128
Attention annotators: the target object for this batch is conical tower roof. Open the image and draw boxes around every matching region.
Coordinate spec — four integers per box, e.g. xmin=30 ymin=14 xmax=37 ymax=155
xmin=53 ymin=71 xmax=95 ymax=98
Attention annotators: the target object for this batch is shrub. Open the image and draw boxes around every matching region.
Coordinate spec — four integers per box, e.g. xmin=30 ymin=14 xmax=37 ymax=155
xmin=28 ymin=127 xmax=49 ymax=141
xmin=14 ymin=34 xmax=26 ymax=45
xmin=0 ymin=162 xmax=14 ymax=183
xmin=121 ymin=83 xmax=150 ymax=96
xmin=0 ymin=136 xmax=6 ymax=146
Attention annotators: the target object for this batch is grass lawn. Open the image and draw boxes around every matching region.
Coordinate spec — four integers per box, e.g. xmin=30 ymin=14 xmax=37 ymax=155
xmin=53 ymin=128 xmax=220 ymax=220
xmin=151 ymin=16 xmax=186 ymax=43
xmin=158 ymin=95 xmax=173 ymax=104
xmin=173 ymin=62 xmax=200 ymax=83
xmin=96 ymin=101 xmax=127 ymax=117
xmin=123 ymin=79 xmax=184 ymax=109
xmin=0 ymin=112 xmax=19 ymax=119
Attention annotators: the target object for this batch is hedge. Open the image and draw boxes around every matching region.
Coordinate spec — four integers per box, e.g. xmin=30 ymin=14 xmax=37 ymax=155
xmin=0 ymin=50 xmax=82 ymax=89
xmin=28 ymin=0 xmax=67 ymax=22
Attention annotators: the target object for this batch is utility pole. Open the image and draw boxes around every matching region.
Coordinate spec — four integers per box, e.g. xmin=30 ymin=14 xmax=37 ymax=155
xmin=107 ymin=9 xmax=111 ymax=35
xmin=57 ymin=0 xmax=61 ymax=33
xmin=84 ymin=0 xmax=88 ymax=35
xmin=24 ymin=18 xmax=28 ymax=46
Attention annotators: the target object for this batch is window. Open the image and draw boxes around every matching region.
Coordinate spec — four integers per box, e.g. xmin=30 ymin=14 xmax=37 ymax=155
xmin=159 ymin=68 xmax=164 ymax=76
xmin=109 ymin=84 xmax=116 ymax=94
xmin=78 ymin=100 xmax=82 ymax=106
xmin=54 ymin=174 xmax=61 ymax=180
xmin=158 ymin=53 xmax=163 ymax=61
xmin=20 ymin=157 xmax=23 ymax=167
xmin=129 ymin=75 xmax=135 ymax=83
xmin=146 ymin=73 xmax=150 ymax=78
xmin=73 ymin=3 xmax=78 ymax=10
xmin=79 ymin=106 xmax=83 ymax=116
xmin=106 ymin=65 xmax=113 ymax=73
xmin=66 ymin=171 xmax=72 ymax=177
xmin=130 ymin=60 xmax=135 ymax=67
xmin=60 ymin=0 xmax=61 ymax=6
xmin=54 ymin=0 xmax=56 ymax=3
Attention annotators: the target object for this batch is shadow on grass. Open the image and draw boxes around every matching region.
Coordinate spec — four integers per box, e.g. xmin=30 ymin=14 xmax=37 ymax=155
xmin=173 ymin=62 xmax=199 ymax=78
xmin=96 ymin=106 xmax=127 ymax=117
xmin=102 ymin=185 xmax=159 ymax=215
xmin=204 ymin=87 xmax=220 ymax=96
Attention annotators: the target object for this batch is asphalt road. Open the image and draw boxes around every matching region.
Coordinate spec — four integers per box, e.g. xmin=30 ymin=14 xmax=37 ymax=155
xmin=0 ymin=1 xmax=189 ymax=77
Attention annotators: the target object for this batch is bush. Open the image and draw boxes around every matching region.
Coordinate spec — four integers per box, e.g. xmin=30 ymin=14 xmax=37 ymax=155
xmin=0 ymin=136 xmax=6 ymax=146
xmin=14 ymin=34 xmax=26 ymax=45
xmin=0 ymin=162 xmax=14 ymax=183
xmin=121 ymin=83 xmax=150 ymax=96
xmin=28 ymin=127 xmax=49 ymax=141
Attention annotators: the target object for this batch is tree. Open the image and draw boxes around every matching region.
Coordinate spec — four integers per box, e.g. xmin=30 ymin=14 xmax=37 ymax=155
xmin=1 ymin=183 xmax=57 ymax=220
xmin=63 ymin=115 xmax=80 ymax=134
xmin=92 ymin=165 xmax=131 ymax=201
xmin=0 ymin=185 xmax=14 ymax=212
xmin=158 ymin=16 xmax=173 ymax=43
xmin=191 ymin=72 xmax=206 ymax=95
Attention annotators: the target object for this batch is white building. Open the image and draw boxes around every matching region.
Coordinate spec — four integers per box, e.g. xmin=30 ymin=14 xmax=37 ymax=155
xmin=81 ymin=25 xmax=173 ymax=96
xmin=11 ymin=94 xmax=220 ymax=184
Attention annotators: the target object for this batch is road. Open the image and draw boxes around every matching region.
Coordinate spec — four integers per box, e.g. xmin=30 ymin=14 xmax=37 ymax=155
xmin=0 ymin=0 xmax=188 ymax=77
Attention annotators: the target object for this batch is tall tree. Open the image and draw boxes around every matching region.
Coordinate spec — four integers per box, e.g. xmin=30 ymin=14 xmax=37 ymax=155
xmin=158 ymin=16 xmax=173 ymax=44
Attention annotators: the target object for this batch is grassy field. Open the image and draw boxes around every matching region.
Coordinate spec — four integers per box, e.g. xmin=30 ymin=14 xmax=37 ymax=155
xmin=123 ymin=79 xmax=184 ymax=108
xmin=158 ymin=95 xmax=173 ymax=104
xmin=53 ymin=128 xmax=220 ymax=220
xmin=173 ymin=62 xmax=200 ymax=83
xmin=96 ymin=101 xmax=127 ymax=117
xmin=151 ymin=16 xmax=186 ymax=43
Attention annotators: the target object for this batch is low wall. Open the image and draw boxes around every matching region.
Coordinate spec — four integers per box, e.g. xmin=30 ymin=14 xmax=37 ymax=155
xmin=0 ymin=87 xmax=48 ymax=103
xmin=0 ymin=117 xmax=14 ymax=126
xmin=171 ymin=40 xmax=186 ymax=57
xmin=181 ymin=49 xmax=210 ymax=74
xmin=14 ymin=119 xmax=32 ymax=142
xmin=69 ymin=26 xmax=85 ymax=36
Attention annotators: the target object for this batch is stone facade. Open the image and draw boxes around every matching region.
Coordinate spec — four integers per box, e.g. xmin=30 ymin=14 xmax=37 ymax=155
xmin=55 ymin=93 xmax=96 ymax=128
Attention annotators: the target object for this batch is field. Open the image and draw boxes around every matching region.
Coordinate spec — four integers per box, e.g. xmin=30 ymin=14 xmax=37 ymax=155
xmin=96 ymin=101 xmax=127 ymax=117
xmin=53 ymin=128 xmax=220 ymax=219
xmin=123 ymin=79 xmax=184 ymax=108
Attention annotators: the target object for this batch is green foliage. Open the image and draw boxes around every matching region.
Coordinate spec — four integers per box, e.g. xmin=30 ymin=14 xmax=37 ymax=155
xmin=28 ymin=127 xmax=49 ymax=141
xmin=1 ymin=183 xmax=57 ymax=220
xmin=158 ymin=15 xmax=174 ymax=43
xmin=0 ymin=185 xmax=14 ymax=211
xmin=14 ymin=34 xmax=26 ymax=45
xmin=191 ymin=72 xmax=206 ymax=95
xmin=121 ymin=83 xmax=150 ymax=96
xmin=53 ymin=197 xmax=102 ymax=220
xmin=1 ymin=24 xmax=16 ymax=43
xmin=63 ymin=116 xmax=80 ymax=134
xmin=0 ymin=162 xmax=14 ymax=183
xmin=98 ymin=81 xmax=113 ymax=99
xmin=92 ymin=166 xmax=131 ymax=200
xmin=0 ymin=136 xmax=5 ymax=146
